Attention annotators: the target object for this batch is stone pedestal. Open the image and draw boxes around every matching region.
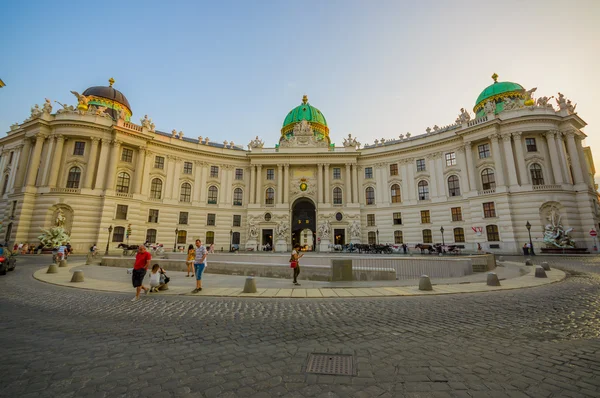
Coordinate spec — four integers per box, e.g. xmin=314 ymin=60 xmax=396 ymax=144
xmin=245 ymin=239 xmax=258 ymax=251
xmin=319 ymin=239 xmax=331 ymax=253
xmin=70 ymin=270 xmax=84 ymax=282
xmin=243 ymin=277 xmax=257 ymax=293
xmin=350 ymin=237 xmax=361 ymax=245
xmin=86 ymin=253 xmax=93 ymax=265
xmin=275 ymin=239 xmax=287 ymax=253
xmin=47 ymin=264 xmax=59 ymax=274
xmin=59 ymin=259 xmax=68 ymax=267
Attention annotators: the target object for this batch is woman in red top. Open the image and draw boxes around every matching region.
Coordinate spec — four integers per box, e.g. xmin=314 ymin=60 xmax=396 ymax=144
xmin=132 ymin=245 xmax=152 ymax=301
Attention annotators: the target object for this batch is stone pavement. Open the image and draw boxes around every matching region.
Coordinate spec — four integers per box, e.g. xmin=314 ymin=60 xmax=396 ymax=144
xmin=0 ymin=255 xmax=599 ymax=397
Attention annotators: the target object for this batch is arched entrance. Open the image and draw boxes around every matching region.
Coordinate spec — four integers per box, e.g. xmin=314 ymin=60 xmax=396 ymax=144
xmin=291 ymin=198 xmax=316 ymax=251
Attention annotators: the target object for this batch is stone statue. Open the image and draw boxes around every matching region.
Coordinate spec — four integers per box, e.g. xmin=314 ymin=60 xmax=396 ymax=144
xmin=70 ymin=90 xmax=90 ymax=111
xmin=94 ymin=106 xmax=108 ymax=116
xmin=455 ymin=108 xmax=471 ymax=124
xmin=318 ymin=220 xmax=331 ymax=240
xmin=43 ymin=98 xmax=53 ymax=114
xmin=171 ymin=129 xmax=177 ymax=137
xmin=249 ymin=136 xmax=264 ymax=149
xmin=55 ymin=209 xmax=66 ymax=227
xmin=542 ymin=206 xmax=575 ymax=248
xmin=556 ymin=92 xmax=568 ymax=111
xmin=567 ymin=100 xmax=577 ymax=114
xmin=29 ymin=104 xmax=42 ymax=119
xmin=38 ymin=208 xmax=71 ymax=248
xmin=536 ymin=96 xmax=554 ymax=108
xmin=118 ymin=108 xmax=127 ymax=121
xmin=343 ymin=133 xmax=360 ymax=148
xmin=433 ymin=125 xmax=439 ymax=131
xmin=406 ymin=132 xmax=411 ymax=138
xmin=55 ymin=101 xmax=75 ymax=114
xmin=141 ymin=115 xmax=153 ymax=129
xmin=399 ymin=134 xmax=404 ymax=140
xmin=524 ymin=87 xmax=537 ymax=105
xmin=426 ymin=127 xmax=432 ymax=134
xmin=178 ymin=131 xmax=184 ymax=139
xmin=275 ymin=220 xmax=289 ymax=240
xmin=483 ymin=100 xmax=496 ymax=114
xmin=502 ymin=96 xmax=521 ymax=111
xmin=350 ymin=221 xmax=361 ymax=238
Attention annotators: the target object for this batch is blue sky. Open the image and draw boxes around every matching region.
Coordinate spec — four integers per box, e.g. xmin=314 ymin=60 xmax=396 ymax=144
xmin=2 ymin=0 xmax=600 ymax=176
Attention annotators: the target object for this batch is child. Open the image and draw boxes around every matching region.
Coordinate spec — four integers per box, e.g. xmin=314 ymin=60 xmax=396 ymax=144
xmin=149 ymin=264 xmax=167 ymax=292
xmin=186 ymin=244 xmax=195 ymax=277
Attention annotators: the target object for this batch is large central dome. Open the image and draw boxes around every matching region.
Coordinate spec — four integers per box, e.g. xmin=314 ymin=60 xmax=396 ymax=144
xmin=281 ymin=95 xmax=329 ymax=137
xmin=82 ymin=78 xmax=132 ymax=121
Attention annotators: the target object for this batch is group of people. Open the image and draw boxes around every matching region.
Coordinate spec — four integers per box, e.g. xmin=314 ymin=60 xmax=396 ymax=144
xmin=522 ymin=242 xmax=533 ymax=255
xmin=12 ymin=242 xmax=45 ymax=255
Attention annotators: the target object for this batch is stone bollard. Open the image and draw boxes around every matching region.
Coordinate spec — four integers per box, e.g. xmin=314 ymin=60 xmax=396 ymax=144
xmin=86 ymin=253 xmax=93 ymax=265
xmin=535 ymin=265 xmax=547 ymax=278
xmin=59 ymin=259 xmax=68 ymax=268
xmin=47 ymin=263 xmax=59 ymax=274
xmin=418 ymin=275 xmax=433 ymax=291
xmin=243 ymin=277 xmax=257 ymax=293
xmin=487 ymin=272 xmax=501 ymax=286
xmin=525 ymin=258 xmax=533 ymax=266
xmin=70 ymin=270 xmax=84 ymax=282
xmin=541 ymin=261 xmax=551 ymax=271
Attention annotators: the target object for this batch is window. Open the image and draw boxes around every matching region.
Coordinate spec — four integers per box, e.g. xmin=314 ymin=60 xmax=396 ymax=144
xmin=116 ymin=204 xmax=128 ymax=220
xmin=265 ymin=187 xmax=275 ymax=205
xmin=208 ymin=186 xmax=218 ymax=204
xmin=365 ymin=167 xmax=373 ymax=179
xmin=335 ymin=212 xmax=343 ymax=221
xmin=333 ymin=187 xmax=342 ymax=205
xmin=530 ymin=163 xmax=544 ymax=186
xmin=486 ymin=225 xmax=500 ymax=241
xmin=394 ymin=230 xmax=403 ymax=244
xmin=368 ymin=231 xmax=376 ymax=244
xmin=112 ymin=226 xmax=125 ymax=242
xmin=445 ymin=152 xmax=456 ymax=167
xmin=478 ymin=143 xmax=491 ymax=159
xmin=232 ymin=232 xmax=241 ymax=245
xmin=66 ymin=167 xmax=81 ymax=188
xmin=150 ymin=179 xmax=163 ymax=199
xmin=154 ymin=156 xmax=164 ymax=169
xmin=422 ymin=229 xmax=432 ymax=243
xmin=121 ymin=148 xmax=133 ymax=162
xmin=235 ymin=168 xmax=243 ymax=180
xmin=148 ymin=209 xmax=159 ymax=223
xmin=233 ymin=215 xmax=241 ymax=227
xmin=11 ymin=201 xmax=17 ymax=217
xmin=180 ymin=183 xmax=192 ymax=202
xmin=418 ymin=180 xmax=429 ymax=200
xmin=210 ymin=166 xmax=219 ymax=178
xmin=416 ymin=159 xmax=426 ymax=172
xmin=525 ymin=138 xmax=537 ymax=152
xmin=207 ymin=214 xmax=216 ymax=226
xmin=178 ymin=212 xmax=189 ymax=225
xmin=481 ymin=169 xmax=496 ymax=190
xmin=448 ymin=175 xmax=460 ymax=196
xmin=183 ymin=161 xmax=193 ymax=174
xmin=145 ymin=229 xmax=157 ymax=244
xmin=454 ymin=227 xmax=465 ymax=243
xmin=483 ymin=202 xmax=496 ymax=218
xmin=1 ymin=175 xmax=8 ymax=195
xmin=367 ymin=214 xmax=375 ymax=226
xmin=365 ymin=187 xmax=375 ymax=205
xmin=390 ymin=163 xmax=398 ymax=176
xmin=333 ymin=168 xmax=341 ymax=179
xmin=393 ymin=212 xmax=402 ymax=225
xmin=267 ymin=169 xmax=274 ymax=180
xmin=177 ymin=230 xmax=187 ymax=244
xmin=451 ymin=207 xmax=462 ymax=222
xmin=420 ymin=210 xmax=431 ymax=224
xmin=116 ymin=172 xmax=130 ymax=193
xmin=391 ymin=184 xmax=401 ymax=203
xmin=233 ymin=188 xmax=243 ymax=206
xmin=205 ymin=231 xmax=215 ymax=244
xmin=73 ymin=141 xmax=85 ymax=156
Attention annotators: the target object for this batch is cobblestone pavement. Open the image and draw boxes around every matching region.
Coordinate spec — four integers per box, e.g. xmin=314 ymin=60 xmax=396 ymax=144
xmin=0 ymin=256 xmax=599 ymax=398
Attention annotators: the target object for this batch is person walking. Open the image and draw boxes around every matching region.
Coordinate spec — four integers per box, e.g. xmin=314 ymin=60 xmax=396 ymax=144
xmin=131 ymin=245 xmax=151 ymax=301
xmin=186 ymin=244 xmax=195 ymax=277
xmin=290 ymin=244 xmax=304 ymax=286
xmin=192 ymin=239 xmax=207 ymax=293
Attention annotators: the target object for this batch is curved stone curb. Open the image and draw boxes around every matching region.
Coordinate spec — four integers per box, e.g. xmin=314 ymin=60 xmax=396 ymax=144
xmin=32 ymin=261 xmax=568 ymax=298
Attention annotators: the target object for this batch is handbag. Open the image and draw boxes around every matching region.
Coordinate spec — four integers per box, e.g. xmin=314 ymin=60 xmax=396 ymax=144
xmin=164 ymin=276 xmax=170 ymax=284
xmin=290 ymin=261 xmax=298 ymax=268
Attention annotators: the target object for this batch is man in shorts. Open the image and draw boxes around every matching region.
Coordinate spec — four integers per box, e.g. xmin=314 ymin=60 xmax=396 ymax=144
xmin=132 ymin=245 xmax=152 ymax=301
xmin=192 ymin=239 xmax=207 ymax=293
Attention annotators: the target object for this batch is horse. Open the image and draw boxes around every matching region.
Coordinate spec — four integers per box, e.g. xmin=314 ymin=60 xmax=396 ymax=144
xmin=415 ymin=243 xmax=435 ymax=254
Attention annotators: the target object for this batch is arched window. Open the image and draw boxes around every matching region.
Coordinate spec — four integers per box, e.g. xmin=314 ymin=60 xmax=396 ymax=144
xmin=391 ymin=184 xmax=401 ymax=203
xmin=265 ymin=187 xmax=275 ymax=205
xmin=418 ymin=180 xmax=429 ymax=200
xmin=453 ymin=227 xmax=465 ymax=243
xmin=448 ymin=175 xmax=460 ymax=197
xmin=233 ymin=188 xmax=243 ymax=206
xmin=486 ymin=225 xmax=500 ymax=241
xmin=333 ymin=187 xmax=342 ymax=205
xmin=1 ymin=175 xmax=8 ymax=195
xmin=208 ymin=186 xmax=218 ymax=204
xmin=206 ymin=231 xmax=215 ymax=244
xmin=112 ymin=226 xmax=125 ymax=242
xmin=150 ymin=178 xmax=163 ymax=199
xmin=116 ymin=172 xmax=130 ymax=193
xmin=368 ymin=231 xmax=376 ymax=244
xmin=180 ymin=182 xmax=192 ymax=202
xmin=481 ymin=168 xmax=496 ymax=190
xmin=145 ymin=229 xmax=157 ymax=244
xmin=177 ymin=230 xmax=187 ymax=244
xmin=422 ymin=229 xmax=432 ymax=243
xmin=365 ymin=187 xmax=375 ymax=205
xmin=67 ymin=167 xmax=81 ymax=189
xmin=394 ymin=230 xmax=403 ymax=244
xmin=530 ymin=163 xmax=544 ymax=185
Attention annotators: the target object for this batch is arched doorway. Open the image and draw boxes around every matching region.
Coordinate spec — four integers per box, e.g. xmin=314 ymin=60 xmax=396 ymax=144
xmin=292 ymin=198 xmax=316 ymax=251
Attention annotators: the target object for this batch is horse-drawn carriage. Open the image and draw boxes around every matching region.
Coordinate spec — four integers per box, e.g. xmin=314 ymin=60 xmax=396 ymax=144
xmin=415 ymin=243 xmax=461 ymax=255
xmin=118 ymin=244 xmax=138 ymax=256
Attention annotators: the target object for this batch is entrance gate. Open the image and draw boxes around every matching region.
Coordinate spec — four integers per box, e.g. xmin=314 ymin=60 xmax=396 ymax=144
xmin=291 ymin=198 xmax=316 ymax=251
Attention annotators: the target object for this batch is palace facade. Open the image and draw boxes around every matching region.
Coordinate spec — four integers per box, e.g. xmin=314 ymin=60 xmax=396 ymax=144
xmin=1 ymin=76 xmax=598 ymax=254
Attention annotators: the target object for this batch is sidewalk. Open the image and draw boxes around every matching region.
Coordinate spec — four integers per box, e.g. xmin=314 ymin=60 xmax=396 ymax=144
xmin=33 ymin=259 xmax=566 ymax=298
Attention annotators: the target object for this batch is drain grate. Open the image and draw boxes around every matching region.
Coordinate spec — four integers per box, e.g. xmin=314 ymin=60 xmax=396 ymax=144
xmin=306 ymin=353 xmax=354 ymax=376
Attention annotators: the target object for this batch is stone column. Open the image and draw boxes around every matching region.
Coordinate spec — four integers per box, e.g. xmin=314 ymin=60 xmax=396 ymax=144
xmin=104 ymin=140 xmax=121 ymax=191
xmin=490 ymin=134 xmax=505 ymax=187
xmin=501 ymin=134 xmax=518 ymax=186
xmin=277 ymin=164 xmax=283 ymax=204
xmin=317 ymin=163 xmax=323 ymax=204
xmin=352 ymin=163 xmax=359 ymax=204
xmin=427 ymin=155 xmax=438 ymax=197
xmin=13 ymin=139 xmax=32 ymax=189
xmin=455 ymin=147 xmax=469 ymax=192
xmin=140 ymin=151 xmax=153 ymax=195
xmin=7 ymin=149 xmax=21 ymax=192
xmin=284 ymin=164 xmax=290 ymax=204
xmin=47 ymin=135 xmax=65 ymax=187
xmin=132 ymin=146 xmax=146 ymax=194
xmin=400 ymin=161 xmax=409 ymax=201
xmin=25 ymin=134 xmax=46 ymax=187
xmin=221 ymin=166 xmax=230 ymax=205
xmin=544 ymin=131 xmax=563 ymax=184
xmin=345 ymin=163 xmax=352 ymax=204
xmin=463 ymin=143 xmax=476 ymax=191
xmin=256 ymin=165 xmax=262 ymax=204
xmin=193 ymin=160 xmax=202 ymax=202
xmin=576 ymin=136 xmax=591 ymax=187
xmin=565 ymin=131 xmax=585 ymax=184
xmin=555 ymin=133 xmax=570 ymax=184
xmin=511 ymin=133 xmax=528 ymax=186
xmin=83 ymin=138 xmax=100 ymax=189
xmin=94 ymin=140 xmax=109 ymax=190
xmin=324 ymin=164 xmax=330 ymax=204
xmin=200 ymin=163 xmax=208 ymax=203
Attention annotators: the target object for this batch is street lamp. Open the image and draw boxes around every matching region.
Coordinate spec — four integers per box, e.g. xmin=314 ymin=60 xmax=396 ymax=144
xmin=376 ymin=229 xmax=379 ymax=245
xmin=526 ymin=221 xmax=535 ymax=256
xmin=440 ymin=226 xmax=445 ymax=246
xmin=229 ymin=229 xmax=233 ymax=252
xmin=105 ymin=225 xmax=113 ymax=255
xmin=173 ymin=228 xmax=179 ymax=252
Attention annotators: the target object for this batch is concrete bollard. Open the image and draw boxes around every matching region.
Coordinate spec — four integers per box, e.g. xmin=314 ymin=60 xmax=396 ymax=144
xmin=86 ymin=253 xmax=93 ymax=265
xmin=47 ymin=264 xmax=59 ymax=274
xmin=525 ymin=258 xmax=533 ymax=266
xmin=70 ymin=270 xmax=84 ymax=282
xmin=541 ymin=261 xmax=550 ymax=271
xmin=59 ymin=259 xmax=68 ymax=268
xmin=535 ymin=265 xmax=547 ymax=278
xmin=487 ymin=272 xmax=501 ymax=286
xmin=418 ymin=275 xmax=433 ymax=291
xmin=243 ymin=277 xmax=257 ymax=293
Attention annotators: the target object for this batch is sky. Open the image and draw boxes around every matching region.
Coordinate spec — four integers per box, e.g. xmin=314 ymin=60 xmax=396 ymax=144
xmin=1 ymin=0 xmax=600 ymax=180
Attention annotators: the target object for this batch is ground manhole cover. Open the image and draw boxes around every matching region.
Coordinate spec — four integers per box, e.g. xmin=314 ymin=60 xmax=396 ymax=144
xmin=306 ymin=353 xmax=354 ymax=376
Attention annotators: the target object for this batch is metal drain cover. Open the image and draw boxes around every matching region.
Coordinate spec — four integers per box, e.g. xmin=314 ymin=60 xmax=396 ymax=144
xmin=306 ymin=353 xmax=354 ymax=376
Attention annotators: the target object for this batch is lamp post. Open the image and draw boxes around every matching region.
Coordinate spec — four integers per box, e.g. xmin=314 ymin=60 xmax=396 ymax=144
xmin=173 ymin=228 xmax=179 ymax=252
xmin=376 ymin=229 xmax=379 ymax=245
xmin=440 ymin=226 xmax=445 ymax=246
xmin=229 ymin=229 xmax=233 ymax=252
xmin=526 ymin=221 xmax=535 ymax=256
xmin=105 ymin=225 xmax=113 ymax=255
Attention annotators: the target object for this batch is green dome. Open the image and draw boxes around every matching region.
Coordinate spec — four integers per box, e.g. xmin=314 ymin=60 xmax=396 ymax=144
xmin=282 ymin=95 xmax=327 ymax=129
xmin=473 ymin=75 xmax=524 ymax=113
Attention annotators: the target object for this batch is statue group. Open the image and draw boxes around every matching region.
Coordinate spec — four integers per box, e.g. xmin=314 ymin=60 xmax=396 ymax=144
xmin=542 ymin=207 xmax=575 ymax=248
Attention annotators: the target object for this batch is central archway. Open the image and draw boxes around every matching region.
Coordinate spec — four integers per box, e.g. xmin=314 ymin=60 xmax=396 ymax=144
xmin=291 ymin=197 xmax=316 ymax=251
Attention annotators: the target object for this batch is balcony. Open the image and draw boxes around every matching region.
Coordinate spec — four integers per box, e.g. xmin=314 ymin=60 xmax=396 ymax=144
xmin=477 ymin=188 xmax=496 ymax=196
xmin=50 ymin=188 xmax=80 ymax=194
xmin=533 ymin=184 xmax=562 ymax=191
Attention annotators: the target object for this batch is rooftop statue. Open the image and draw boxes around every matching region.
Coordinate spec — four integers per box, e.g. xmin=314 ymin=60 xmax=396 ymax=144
xmin=483 ymin=100 xmax=496 ymax=114
xmin=43 ymin=98 xmax=53 ymax=114
xmin=70 ymin=90 xmax=90 ymax=112
xmin=29 ymin=104 xmax=42 ymax=119
xmin=455 ymin=108 xmax=471 ymax=124
xmin=249 ymin=136 xmax=264 ymax=149
xmin=343 ymin=133 xmax=360 ymax=148
xmin=556 ymin=92 xmax=568 ymax=111
xmin=524 ymin=87 xmax=537 ymax=106
xmin=536 ymin=96 xmax=554 ymax=108
xmin=502 ymin=96 xmax=521 ymax=111
xmin=543 ymin=206 xmax=575 ymax=248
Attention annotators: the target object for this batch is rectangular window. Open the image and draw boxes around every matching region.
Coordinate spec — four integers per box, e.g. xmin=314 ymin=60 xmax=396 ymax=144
xmin=390 ymin=163 xmax=398 ymax=176
xmin=207 ymin=213 xmax=216 ymax=226
xmin=145 ymin=229 xmax=157 ymax=244
xmin=73 ymin=141 xmax=85 ymax=156
xmin=112 ymin=227 xmax=125 ymax=242
xmin=393 ymin=212 xmax=402 ymax=225
xmin=422 ymin=229 xmax=433 ymax=243
xmin=148 ymin=209 xmax=159 ymax=223
xmin=121 ymin=148 xmax=133 ymax=162
xmin=451 ymin=207 xmax=462 ymax=221
xmin=420 ymin=210 xmax=431 ymax=224
xmin=445 ymin=152 xmax=456 ymax=167
xmin=210 ymin=166 xmax=219 ymax=178
xmin=183 ymin=161 xmax=193 ymax=174
xmin=154 ymin=156 xmax=165 ymax=169
xmin=416 ymin=159 xmax=426 ymax=172
xmin=483 ymin=202 xmax=496 ymax=218
xmin=267 ymin=169 xmax=275 ymax=180
xmin=205 ymin=231 xmax=215 ymax=245
xmin=454 ymin=228 xmax=465 ymax=243
xmin=486 ymin=225 xmax=500 ymax=241
xmin=333 ymin=168 xmax=341 ymax=179
xmin=179 ymin=211 xmax=189 ymax=225
xmin=233 ymin=215 xmax=241 ymax=227
xmin=235 ymin=168 xmax=244 ymax=180
xmin=116 ymin=204 xmax=128 ymax=220
xmin=525 ymin=138 xmax=537 ymax=152
xmin=478 ymin=143 xmax=491 ymax=159
xmin=367 ymin=214 xmax=375 ymax=226
xmin=394 ymin=230 xmax=403 ymax=244
xmin=368 ymin=232 xmax=376 ymax=244
xmin=365 ymin=167 xmax=373 ymax=179
xmin=177 ymin=230 xmax=187 ymax=244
